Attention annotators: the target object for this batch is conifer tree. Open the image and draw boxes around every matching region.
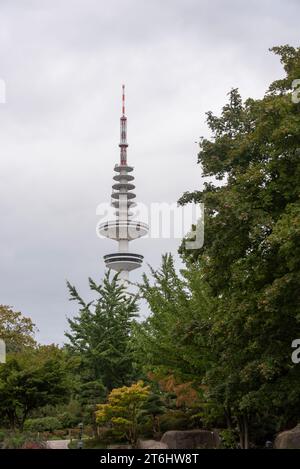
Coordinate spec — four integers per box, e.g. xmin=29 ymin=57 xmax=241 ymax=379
xmin=65 ymin=271 xmax=138 ymax=392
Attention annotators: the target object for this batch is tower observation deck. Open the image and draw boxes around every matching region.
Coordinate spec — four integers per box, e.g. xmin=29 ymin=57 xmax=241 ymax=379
xmin=98 ymin=85 xmax=148 ymax=281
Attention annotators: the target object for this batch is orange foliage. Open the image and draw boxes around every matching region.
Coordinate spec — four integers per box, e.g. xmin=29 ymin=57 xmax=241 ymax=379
xmin=148 ymin=372 xmax=205 ymax=408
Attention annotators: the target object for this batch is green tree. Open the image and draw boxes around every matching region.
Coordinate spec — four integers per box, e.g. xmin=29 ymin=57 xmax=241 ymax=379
xmin=65 ymin=271 xmax=139 ymax=391
xmin=0 ymin=305 xmax=36 ymax=352
xmin=0 ymin=345 xmax=70 ymax=430
xmin=140 ymin=392 xmax=165 ymax=435
xmin=134 ymin=254 xmax=213 ymax=382
xmin=178 ymin=45 xmax=300 ymax=448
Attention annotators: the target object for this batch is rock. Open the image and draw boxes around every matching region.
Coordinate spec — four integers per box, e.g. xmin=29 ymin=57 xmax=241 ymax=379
xmin=161 ymin=430 xmax=220 ymax=449
xmin=275 ymin=424 xmax=300 ymax=449
xmin=137 ymin=439 xmax=168 ymax=449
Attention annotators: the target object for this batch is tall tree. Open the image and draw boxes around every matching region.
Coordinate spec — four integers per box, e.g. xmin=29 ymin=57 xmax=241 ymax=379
xmin=178 ymin=45 xmax=300 ymax=448
xmin=134 ymin=254 xmax=213 ymax=382
xmin=65 ymin=271 xmax=138 ymax=391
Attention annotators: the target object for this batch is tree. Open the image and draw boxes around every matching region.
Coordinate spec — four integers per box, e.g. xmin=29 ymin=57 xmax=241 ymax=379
xmin=133 ymin=254 xmax=214 ymax=382
xmin=96 ymin=381 xmax=150 ymax=447
xmin=177 ymin=45 xmax=300 ymax=448
xmin=65 ymin=271 xmax=139 ymax=391
xmin=140 ymin=392 xmax=165 ymax=435
xmin=0 ymin=345 xmax=70 ymax=430
xmin=0 ymin=305 xmax=36 ymax=352
xmin=77 ymin=379 xmax=107 ymax=426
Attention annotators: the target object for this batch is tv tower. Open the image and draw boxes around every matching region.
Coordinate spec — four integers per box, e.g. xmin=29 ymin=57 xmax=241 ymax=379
xmin=98 ymin=85 xmax=148 ymax=282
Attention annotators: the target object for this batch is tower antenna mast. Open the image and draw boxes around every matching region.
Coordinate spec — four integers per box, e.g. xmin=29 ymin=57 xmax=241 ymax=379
xmin=120 ymin=84 xmax=128 ymax=165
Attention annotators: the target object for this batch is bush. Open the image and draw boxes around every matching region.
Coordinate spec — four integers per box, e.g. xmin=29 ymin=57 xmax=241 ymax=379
xmin=21 ymin=440 xmax=46 ymax=449
xmin=3 ymin=433 xmax=27 ymax=449
xmin=58 ymin=411 xmax=80 ymax=429
xmin=69 ymin=437 xmax=107 ymax=449
xmin=82 ymin=425 xmax=95 ymax=438
xmin=219 ymin=429 xmax=239 ymax=449
xmin=24 ymin=417 xmax=62 ymax=432
xmin=160 ymin=410 xmax=190 ymax=432
xmin=83 ymin=438 xmax=107 ymax=449
xmin=2 ymin=432 xmax=45 ymax=449
xmin=0 ymin=430 xmax=7 ymax=449
xmin=52 ymin=429 xmax=68 ymax=438
xmin=95 ymin=426 xmax=126 ymax=445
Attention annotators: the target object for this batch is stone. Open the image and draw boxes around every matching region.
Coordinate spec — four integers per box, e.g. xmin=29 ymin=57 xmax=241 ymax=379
xmin=161 ymin=430 xmax=220 ymax=449
xmin=274 ymin=424 xmax=300 ymax=449
xmin=137 ymin=439 xmax=168 ymax=449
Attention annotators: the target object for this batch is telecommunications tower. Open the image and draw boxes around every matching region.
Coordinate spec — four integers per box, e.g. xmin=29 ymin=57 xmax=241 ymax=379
xmin=98 ymin=85 xmax=148 ymax=282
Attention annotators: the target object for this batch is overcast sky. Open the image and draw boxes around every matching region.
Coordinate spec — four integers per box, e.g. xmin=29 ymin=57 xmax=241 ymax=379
xmin=0 ymin=0 xmax=298 ymax=344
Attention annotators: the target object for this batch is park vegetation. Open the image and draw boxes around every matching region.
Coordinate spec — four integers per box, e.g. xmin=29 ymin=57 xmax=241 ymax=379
xmin=0 ymin=45 xmax=299 ymax=449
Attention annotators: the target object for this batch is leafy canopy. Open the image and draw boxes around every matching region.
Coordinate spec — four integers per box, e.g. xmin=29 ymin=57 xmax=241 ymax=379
xmin=177 ymin=45 xmax=300 ymax=446
xmin=96 ymin=381 xmax=150 ymax=446
xmin=0 ymin=345 xmax=70 ymax=430
xmin=0 ymin=305 xmax=36 ymax=352
xmin=65 ymin=271 xmax=139 ymax=391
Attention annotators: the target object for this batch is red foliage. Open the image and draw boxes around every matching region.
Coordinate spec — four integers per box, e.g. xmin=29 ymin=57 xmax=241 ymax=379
xmin=21 ymin=441 xmax=45 ymax=449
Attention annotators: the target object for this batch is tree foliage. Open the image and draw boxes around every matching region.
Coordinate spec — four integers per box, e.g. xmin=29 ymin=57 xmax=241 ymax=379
xmin=0 ymin=345 xmax=70 ymax=430
xmin=177 ymin=45 xmax=300 ymax=448
xmin=133 ymin=254 xmax=214 ymax=381
xmin=65 ymin=271 xmax=139 ymax=391
xmin=0 ymin=305 xmax=36 ymax=352
xmin=96 ymin=381 xmax=150 ymax=446
xmin=134 ymin=45 xmax=300 ymax=448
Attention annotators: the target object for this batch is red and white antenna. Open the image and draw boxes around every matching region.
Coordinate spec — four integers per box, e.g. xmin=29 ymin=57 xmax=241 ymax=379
xmin=120 ymin=84 xmax=128 ymax=165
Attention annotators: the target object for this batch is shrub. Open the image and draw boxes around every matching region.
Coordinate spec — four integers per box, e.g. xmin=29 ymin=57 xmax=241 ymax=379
xmin=58 ymin=411 xmax=80 ymax=429
xmin=219 ymin=429 xmax=239 ymax=449
xmin=3 ymin=433 xmax=27 ymax=449
xmin=2 ymin=432 xmax=45 ymax=449
xmin=82 ymin=425 xmax=95 ymax=438
xmin=160 ymin=410 xmax=190 ymax=432
xmin=82 ymin=438 xmax=107 ymax=449
xmin=96 ymin=381 xmax=150 ymax=447
xmin=21 ymin=440 xmax=46 ymax=449
xmin=24 ymin=417 xmax=62 ymax=432
xmin=52 ymin=429 xmax=68 ymax=438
